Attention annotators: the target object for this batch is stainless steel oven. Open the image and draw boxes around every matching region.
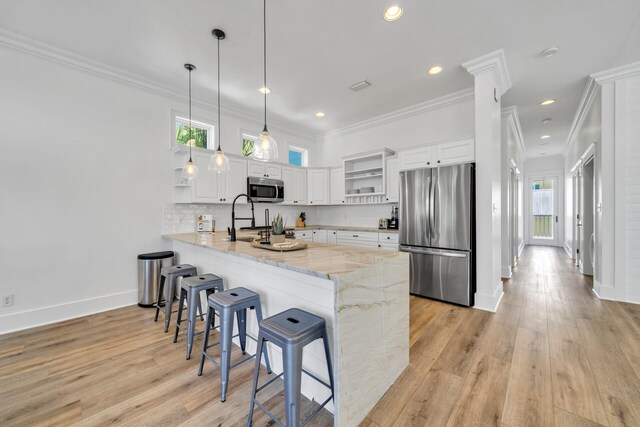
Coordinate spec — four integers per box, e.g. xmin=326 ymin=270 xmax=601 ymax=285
xmin=247 ymin=176 xmax=284 ymax=203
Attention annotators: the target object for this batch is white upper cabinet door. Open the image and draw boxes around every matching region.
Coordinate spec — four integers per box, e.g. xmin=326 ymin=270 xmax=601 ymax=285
xmin=221 ymin=157 xmax=248 ymax=203
xmin=308 ymin=169 xmax=329 ymax=205
xmin=248 ymin=161 xmax=282 ymax=179
xmin=398 ymin=145 xmax=434 ymax=170
xmin=192 ymin=152 xmax=222 ymax=202
xmin=385 ymin=158 xmax=399 ymax=203
xmin=282 ymin=166 xmax=306 ymax=204
xmin=330 ymin=168 xmax=345 ymax=205
xmin=265 ymin=164 xmax=282 ymax=179
xmin=435 ymin=139 xmax=475 ymax=166
xmin=295 ymin=169 xmax=308 ymax=204
xmin=247 ymin=161 xmax=266 ymax=178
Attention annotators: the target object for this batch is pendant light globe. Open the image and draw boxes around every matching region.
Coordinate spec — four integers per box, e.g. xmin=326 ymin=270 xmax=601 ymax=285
xmin=208 ymin=28 xmax=230 ymax=174
xmin=252 ymin=0 xmax=278 ymax=162
xmin=181 ymin=63 xmax=198 ymax=180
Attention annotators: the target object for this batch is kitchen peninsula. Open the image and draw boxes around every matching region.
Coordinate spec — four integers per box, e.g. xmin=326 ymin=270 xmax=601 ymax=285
xmin=163 ymin=232 xmax=409 ymax=427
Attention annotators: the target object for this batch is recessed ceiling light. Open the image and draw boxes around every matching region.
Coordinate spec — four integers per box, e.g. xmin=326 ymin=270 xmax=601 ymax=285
xmin=383 ymin=4 xmax=403 ymax=21
xmin=542 ymin=118 xmax=552 ymax=124
xmin=541 ymin=47 xmax=559 ymax=58
xmin=258 ymin=87 xmax=271 ymax=94
xmin=540 ymin=99 xmax=556 ymax=106
xmin=427 ymin=66 xmax=443 ymax=75
xmin=540 ymin=135 xmax=551 ymax=140
xmin=315 ymin=112 xmax=326 ymax=118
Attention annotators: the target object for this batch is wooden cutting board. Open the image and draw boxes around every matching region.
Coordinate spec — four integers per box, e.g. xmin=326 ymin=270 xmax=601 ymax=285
xmin=250 ymin=240 xmax=308 ymax=252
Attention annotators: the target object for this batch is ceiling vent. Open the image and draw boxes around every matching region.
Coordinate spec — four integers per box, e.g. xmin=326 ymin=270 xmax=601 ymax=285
xmin=349 ymin=80 xmax=371 ymax=92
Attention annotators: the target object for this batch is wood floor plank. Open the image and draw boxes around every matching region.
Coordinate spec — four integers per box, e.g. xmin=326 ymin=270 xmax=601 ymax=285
xmin=502 ymin=327 xmax=554 ymax=427
xmin=548 ymin=321 xmax=609 ymax=425
xmin=553 ymin=407 xmax=606 ymax=427
xmin=392 ymin=369 xmax=464 ymax=427
xmin=603 ymin=395 xmax=640 ymax=427
xmin=445 ymin=352 xmax=511 ymax=427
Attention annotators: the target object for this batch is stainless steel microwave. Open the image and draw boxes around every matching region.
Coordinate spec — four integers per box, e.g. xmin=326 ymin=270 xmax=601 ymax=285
xmin=247 ymin=176 xmax=284 ymax=203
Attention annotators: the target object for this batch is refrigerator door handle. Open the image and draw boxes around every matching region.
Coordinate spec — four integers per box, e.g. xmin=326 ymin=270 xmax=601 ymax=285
xmin=429 ymin=170 xmax=437 ymax=242
xmin=400 ymin=245 xmax=468 ymax=258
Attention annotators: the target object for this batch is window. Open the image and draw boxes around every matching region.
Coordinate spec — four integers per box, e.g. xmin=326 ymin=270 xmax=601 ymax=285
xmin=175 ymin=116 xmax=214 ymax=149
xmin=241 ymin=133 xmax=256 ymax=157
xmin=288 ymin=146 xmax=308 ymax=167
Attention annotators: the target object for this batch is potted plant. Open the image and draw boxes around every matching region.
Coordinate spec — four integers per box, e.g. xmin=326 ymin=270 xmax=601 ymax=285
xmin=271 ymin=214 xmax=286 ymax=243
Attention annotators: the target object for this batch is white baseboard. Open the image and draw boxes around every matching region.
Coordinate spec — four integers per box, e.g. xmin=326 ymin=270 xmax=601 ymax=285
xmin=0 ymin=289 xmax=138 ymax=335
xmin=518 ymin=241 xmax=525 ymax=257
xmin=564 ymin=242 xmax=573 ymax=258
xmin=474 ymin=280 xmax=504 ymax=313
xmin=501 ymin=266 xmax=512 ymax=280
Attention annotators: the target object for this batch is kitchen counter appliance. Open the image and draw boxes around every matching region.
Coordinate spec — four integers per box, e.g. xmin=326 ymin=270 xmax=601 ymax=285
xmin=247 ymin=176 xmax=284 ymax=203
xmin=399 ymin=163 xmax=475 ymax=306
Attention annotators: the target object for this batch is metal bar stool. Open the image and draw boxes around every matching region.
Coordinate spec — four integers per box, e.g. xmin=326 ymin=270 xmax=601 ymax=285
xmin=173 ymin=274 xmax=224 ymax=360
xmin=247 ymin=308 xmax=334 ymax=427
xmin=154 ymin=264 xmax=198 ymax=332
xmin=198 ymin=287 xmax=272 ymax=402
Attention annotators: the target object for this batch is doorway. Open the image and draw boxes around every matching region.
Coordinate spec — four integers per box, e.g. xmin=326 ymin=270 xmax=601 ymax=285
xmin=528 ymin=176 xmax=559 ymax=246
xmin=510 ymin=169 xmax=519 ymax=267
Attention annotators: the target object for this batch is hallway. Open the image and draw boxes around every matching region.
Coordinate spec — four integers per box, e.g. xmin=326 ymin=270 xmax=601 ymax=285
xmin=363 ymin=245 xmax=640 ymax=426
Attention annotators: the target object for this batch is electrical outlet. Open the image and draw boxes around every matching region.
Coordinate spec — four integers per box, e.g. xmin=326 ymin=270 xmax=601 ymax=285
xmin=2 ymin=294 xmax=14 ymax=307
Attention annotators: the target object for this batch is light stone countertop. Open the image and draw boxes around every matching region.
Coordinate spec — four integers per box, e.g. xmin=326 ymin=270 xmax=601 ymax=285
xmin=163 ymin=232 xmax=402 ymax=280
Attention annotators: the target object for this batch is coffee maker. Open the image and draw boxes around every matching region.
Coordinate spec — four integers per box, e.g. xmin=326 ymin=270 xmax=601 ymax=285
xmin=388 ymin=206 xmax=399 ymax=229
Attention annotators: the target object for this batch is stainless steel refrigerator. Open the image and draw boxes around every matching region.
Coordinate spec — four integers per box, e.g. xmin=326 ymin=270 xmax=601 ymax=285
xmin=399 ymin=164 xmax=475 ymax=306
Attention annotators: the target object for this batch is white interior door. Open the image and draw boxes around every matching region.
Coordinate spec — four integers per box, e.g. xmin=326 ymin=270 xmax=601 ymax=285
xmin=573 ymin=171 xmax=581 ymax=264
xmin=528 ymin=176 xmax=559 ymax=246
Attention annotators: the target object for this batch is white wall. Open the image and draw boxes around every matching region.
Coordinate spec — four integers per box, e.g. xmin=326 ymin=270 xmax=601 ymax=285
xmin=0 ymin=47 xmax=316 ymax=334
xmin=316 ymin=96 xmax=475 ymax=167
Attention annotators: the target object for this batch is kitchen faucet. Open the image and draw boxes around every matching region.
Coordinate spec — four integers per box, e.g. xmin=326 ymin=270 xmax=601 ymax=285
xmin=230 ymin=194 xmax=256 ymax=242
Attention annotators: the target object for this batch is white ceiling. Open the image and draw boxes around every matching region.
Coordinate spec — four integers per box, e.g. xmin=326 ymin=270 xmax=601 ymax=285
xmin=1 ymin=0 xmax=639 ymax=157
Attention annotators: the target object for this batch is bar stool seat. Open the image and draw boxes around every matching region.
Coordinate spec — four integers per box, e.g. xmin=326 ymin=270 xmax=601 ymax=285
xmin=173 ymin=274 xmax=224 ymax=360
xmin=154 ymin=264 xmax=197 ymax=332
xmin=198 ymin=287 xmax=272 ymax=402
xmin=247 ymin=308 xmax=334 ymax=427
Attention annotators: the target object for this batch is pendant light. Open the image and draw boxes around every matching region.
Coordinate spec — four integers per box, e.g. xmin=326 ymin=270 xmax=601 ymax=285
xmin=181 ymin=63 xmax=198 ymax=180
xmin=208 ymin=29 xmax=230 ymax=174
xmin=252 ymin=0 xmax=278 ymax=162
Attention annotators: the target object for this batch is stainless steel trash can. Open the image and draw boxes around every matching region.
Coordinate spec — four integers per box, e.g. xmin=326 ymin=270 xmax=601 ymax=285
xmin=137 ymin=251 xmax=175 ymax=307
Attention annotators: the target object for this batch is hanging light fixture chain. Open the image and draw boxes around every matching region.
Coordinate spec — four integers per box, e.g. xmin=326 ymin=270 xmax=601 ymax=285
xmin=188 ymin=66 xmax=193 ymax=161
xmin=217 ymin=36 xmax=222 ymax=151
xmin=263 ymin=0 xmax=267 ymax=127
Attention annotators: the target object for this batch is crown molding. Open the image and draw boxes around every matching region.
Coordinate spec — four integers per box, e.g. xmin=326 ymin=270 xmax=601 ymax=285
xmin=462 ymin=49 xmax=512 ymax=96
xmin=321 ymin=88 xmax=474 ymax=139
xmin=564 ymin=77 xmax=599 ymax=153
xmin=501 ymin=105 xmax=525 ymax=158
xmin=0 ymin=28 xmax=316 ymax=140
xmin=592 ymin=61 xmax=640 ymax=85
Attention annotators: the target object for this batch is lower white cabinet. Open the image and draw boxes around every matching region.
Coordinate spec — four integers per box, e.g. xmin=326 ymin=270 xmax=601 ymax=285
xmin=294 ymin=230 xmax=313 ymax=241
xmin=327 ymin=230 xmax=338 ymax=245
xmin=336 ymin=230 xmax=379 ymax=248
xmin=312 ymin=229 xmax=328 ymax=243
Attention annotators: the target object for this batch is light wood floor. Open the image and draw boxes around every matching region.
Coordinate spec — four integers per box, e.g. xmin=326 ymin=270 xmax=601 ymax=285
xmin=1 ymin=246 xmax=640 ymax=426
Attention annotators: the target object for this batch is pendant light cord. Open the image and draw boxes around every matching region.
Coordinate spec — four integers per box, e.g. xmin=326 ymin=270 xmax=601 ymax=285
xmin=263 ymin=0 xmax=267 ymax=128
xmin=217 ymin=36 xmax=222 ymax=151
xmin=188 ymin=67 xmax=193 ymax=162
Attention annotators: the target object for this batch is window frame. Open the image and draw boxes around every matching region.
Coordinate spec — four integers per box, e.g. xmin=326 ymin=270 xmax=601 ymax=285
xmin=172 ymin=111 xmax=215 ymax=150
xmin=288 ymin=145 xmax=309 ymax=167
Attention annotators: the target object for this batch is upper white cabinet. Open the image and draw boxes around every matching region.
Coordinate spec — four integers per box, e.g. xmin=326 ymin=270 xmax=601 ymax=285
xmin=173 ymin=148 xmax=247 ymax=204
xmin=398 ymin=138 xmax=474 ymax=170
xmin=248 ymin=161 xmax=282 ymax=179
xmin=308 ymin=169 xmax=330 ymax=205
xmin=385 ymin=157 xmax=399 ymax=203
xmin=343 ymin=148 xmax=395 ymax=204
xmin=330 ymin=168 xmax=345 ymax=205
xmin=282 ymin=166 xmax=307 ymax=205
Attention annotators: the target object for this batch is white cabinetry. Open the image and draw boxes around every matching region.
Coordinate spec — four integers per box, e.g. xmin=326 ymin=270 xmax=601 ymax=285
xmin=173 ymin=148 xmax=247 ymax=204
xmin=343 ymin=148 xmax=395 ymax=204
xmin=327 ymin=230 xmax=338 ymax=244
xmin=330 ymin=168 xmax=345 ymax=205
xmin=294 ymin=230 xmax=313 ymax=241
xmin=312 ymin=229 xmax=328 ymax=243
xmin=282 ymin=166 xmax=307 ymax=205
xmin=385 ymin=157 xmax=399 ymax=203
xmin=308 ymin=169 xmax=330 ymax=205
xmin=378 ymin=232 xmax=399 ymax=251
xmin=336 ymin=230 xmax=379 ymax=248
xmin=398 ymin=138 xmax=474 ymax=170
xmin=248 ymin=161 xmax=282 ymax=179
